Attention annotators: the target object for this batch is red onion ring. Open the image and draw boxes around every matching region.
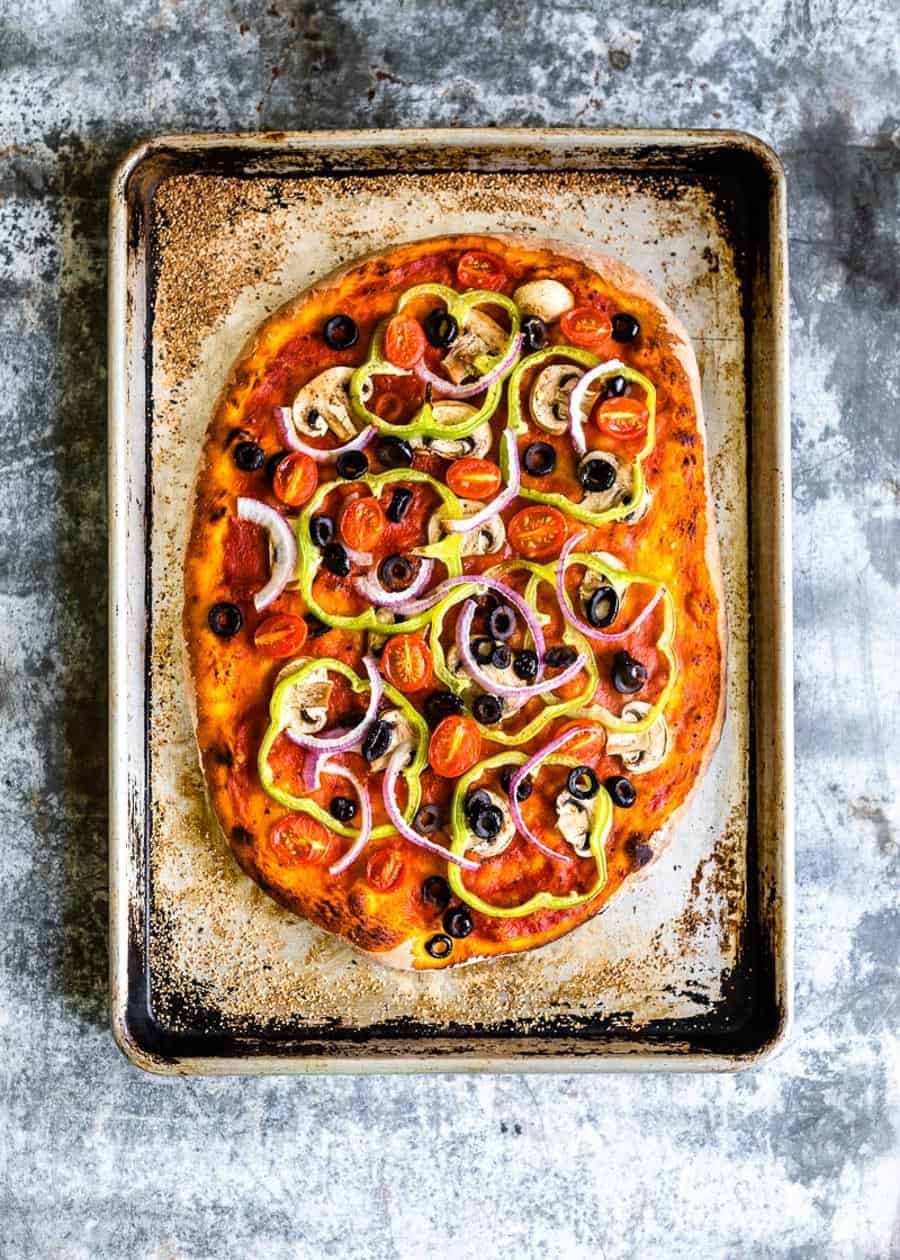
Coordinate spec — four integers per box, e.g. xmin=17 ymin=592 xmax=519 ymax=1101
xmin=508 ymin=724 xmax=603 ymax=864
xmin=236 ymin=497 xmax=298 ymax=612
xmin=413 ymin=332 xmax=522 ymax=400
xmin=284 ymin=656 xmax=382 ymax=753
xmin=353 ymin=558 xmax=434 ymax=607
xmin=274 ymin=406 xmax=376 ymax=462
xmin=567 ymin=359 xmax=626 ymax=455
xmin=343 ymin=544 xmax=374 ymax=567
xmin=326 ymin=764 xmax=373 ymax=876
xmin=456 ymin=601 xmax=586 ymax=700
xmin=394 ymin=576 xmax=545 ymax=671
xmin=557 ymin=531 xmax=665 ymax=642
xmin=445 ymin=429 xmax=520 ymax=534
xmin=383 ymin=752 xmax=479 ymax=871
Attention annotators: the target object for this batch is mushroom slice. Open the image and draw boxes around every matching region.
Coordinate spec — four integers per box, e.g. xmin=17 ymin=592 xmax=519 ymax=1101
xmin=427 ymin=498 xmax=506 ymax=556
xmin=466 ymin=789 xmax=516 ymax=859
xmin=555 ymin=790 xmax=596 ymax=858
xmin=291 ymin=366 xmax=362 ymax=441
xmin=367 ymin=707 xmax=417 ymax=773
xmin=367 ymin=606 xmax=396 ymax=655
xmin=411 ymin=405 xmax=492 ymax=460
xmin=605 ymin=701 xmax=669 ymax=774
xmin=529 ymin=363 xmax=587 ymax=435
xmin=442 ymin=308 xmax=507 ymax=384
xmin=513 ymin=279 xmax=574 ymax=324
xmin=279 ymin=665 xmax=334 ymax=740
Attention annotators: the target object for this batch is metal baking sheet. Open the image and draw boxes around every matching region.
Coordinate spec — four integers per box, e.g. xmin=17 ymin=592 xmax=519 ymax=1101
xmin=108 ymin=128 xmax=793 ymax=1074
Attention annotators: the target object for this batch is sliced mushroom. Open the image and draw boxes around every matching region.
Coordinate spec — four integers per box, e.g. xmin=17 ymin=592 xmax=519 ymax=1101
xmin=555 ymin=790 xmax=596 ymax=858
xmin=291 ymin=367 xmax=361 ymax=441
xmin=529 ymin=363 xmax=586 ymax=435
xmin=465 ymin=788 xmax=516 ymax=858
xmin=280 ymin=665 xmax=334 ymax=740
xmin=368 ymin=707 xmax=417 ymax=773
xmin=442 ymin=308 xmax=506 ymax=384
xmin=367 ymin=606 xmax=396 ymax=655
xmin=411 ymin=406 xmax=493 ymax=460
xmin=605 ymin=701 xmax=669 ymax=773
xmin=513 ymin=279 xmax=574 ymax=324
xmin=577 ymin=553 xmax=628 ymax=608
xmin=427 ymin=498 xmax=506 ymax=556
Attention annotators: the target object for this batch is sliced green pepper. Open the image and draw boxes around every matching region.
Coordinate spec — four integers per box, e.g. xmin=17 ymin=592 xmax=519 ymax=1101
xmin=506 ymin=345 xmax=657 ymax=526
xmin=257 ymin=656 xmax=428 ymax=840
xmin=447 ymin=752 xmax=612 ymax=918
xmin=296 ymin=468 xmax=464 ymax=634
xmin=349 ymin=286 xmax=521 ymax=439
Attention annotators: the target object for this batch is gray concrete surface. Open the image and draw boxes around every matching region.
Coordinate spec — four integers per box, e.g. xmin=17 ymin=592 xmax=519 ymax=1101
xmin=1 ymin=1 xmax=898 ymax=1257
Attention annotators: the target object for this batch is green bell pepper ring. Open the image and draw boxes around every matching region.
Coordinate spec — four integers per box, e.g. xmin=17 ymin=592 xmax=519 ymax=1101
xmin=348 ymin=285 xmax=521 ymax=439
xmin=506 ymin=346 xmax=657 ymax=525
xmin=447 ymin=752 xmax=612 ymax=918
xmin=296 ymin=468 xmax=464 ymax=634
xmin=257 ymin=656 xmax=428 ymax=841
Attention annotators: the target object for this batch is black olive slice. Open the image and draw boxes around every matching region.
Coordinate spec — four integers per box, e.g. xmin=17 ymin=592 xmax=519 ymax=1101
xmin=567 ymin=766 xmax=599 ymax=800
xmin=386 ymin=486 xmax=414 ymax=523
xmin=464 ymin=788 xmax=492 ymax=824
xmin=579 ymin=456 xmax=617 ymax=493
xmin=375 ymin=436 xmax=414 ymax=469
xmin=335 ymin=450 xmax=368 ymax=480
xmin=491 ymin=644 xmax=512 ymax=670
xmin=606 ymin=775 xmax=637 ymax=808
xmin=425 ymin=933 xmax=453 ymax=958
xmin=472 ymin=804 xmax=503 ymax=840
xmin=611 ymin=313 xmax=640 ymax=343
xmin=207 ymin=602 xmax=243 ymax=638
xmin=424 ymin=690 xmax=465 ymax=728
xmin=309 ymin=514 xmax=336 ymax=547
xmin=473 ymin=694 xmax=503 ymax=725
xmin=422 ymin=875 xmax=451 ymax=909
xmin=521 ymin=316 xmax=549 ymax=353
xmin=323 ymin=314 xmax=359 ymax=349
xmin=603 ymin=374 xmax=627 ymax=399
xmin=424 ymin=308 xmax=459 ymax=348
xmin=523 ymin=442 xmax=556 ymax=477
xmin=378 ymin=554 xmax=414 ymax=591
xmin=500 ymin=766 xmax=533 ymax=801
xmin=414 ymin=804 xmax=442 ymax=834
xmin=322 ymin=543 xmax=351 ymax=576
xmin=329 ymin=796 xmax=357 ymax=822
xmin=362 ymin=719 xmax=392 ymax=763
xmin=233 ymin=440 xmax=265 ymax=471
xmin=587 ymin=585 xmax=620 ymax=629
xmin=612 ymin=650 xmax=648 ymax=694
xmin=443 ymin=906 xmax=473 ymax=938
xmin=513 ymin=649 xmax=538 ymax=681
xmin=545 ymin=645 xmax=577 ymax=668
xmin=488 ymin=605 xmax=516 ymax=640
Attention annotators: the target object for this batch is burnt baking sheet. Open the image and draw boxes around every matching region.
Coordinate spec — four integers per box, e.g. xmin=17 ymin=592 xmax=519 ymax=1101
xmin=108 ymin=130 xmax=792 ymax=1073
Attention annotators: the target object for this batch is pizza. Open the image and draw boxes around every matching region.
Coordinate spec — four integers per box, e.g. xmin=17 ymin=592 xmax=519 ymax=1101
xmin=183 ymin=233 xmax=725 ymax=970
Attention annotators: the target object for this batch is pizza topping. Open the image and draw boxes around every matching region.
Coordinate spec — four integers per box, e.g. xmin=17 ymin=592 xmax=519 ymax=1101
xmin=603 ymin=374 xmax=628 ymax=399
xmin=578 ymin=453 xmax=617 ymax=494
xmin=287 ymin=366 xmax=361 ymax=441
xmin=567 ymin=766 xmax=600 ymax=800
xmin=322 ymin=542 xmax=351 ymax=576
xmin=577 ymin=452 xmax=647 ymax=518
xmin=375 ymin=435 xmax=414 ymax=468
xmin=423 ymin=689 xmax=465 ymax=728
xmin=508 ymin=505 xmax=567 ymax=559
xmin=281 ymin=666 xmax=334 ymax=740
xmin=428 ymin=498 xmax=506 ymax=557
xmin=605 ymin=701 xmax=669 ymax=773
xmin=472 ymin=694 xmax=503 ymax=725
xmin=560 ymin=306 xmax=613 ymax=350
xmin=385 ymin=486 xmax=414 ymax=523
xmin=456 ymin=600 xmax=586 ymax=701
xmin=253 ymin=613 xmax=309 ymax=658
xmin=514 ymin=278 xmax=575 ymax=323
xmin=270 ymin=815 xmax=336 ymax=867
xmin=558 ymin=532 xmax=666 ymax=643
xmin=499 ymin=765 xmax=532 ymax=801
xmin=384 ymin=315 xmax=427 ymax=369
xmin=411 ymin=405 xmax=491 ymax=460
xmin=446 ymin=458 xmax=503 ymax=501
xmin=529 ymin=363 xmax=585 ymax=435
xmin=309 ymin=514 xmax=336 ymax=548
xmin=488 ymin=604 xmax=516 ymax=641
xmin=545 ymin=645 xmax=578 ymax=669
xmin=271 ymin=452 xmax=319 ymax=506
xmin=443 ymin=905 xmax=474 ymax=938
xmin=325 ymin=763 xmax=374 ymax=876
xmin=593 ymin=396 xmax=650 ymax=441
xmin=611 ymin=312 xmax=641 ymax=343
xmin=207 ymin=601 xmax=243 ymax=638
xmin=605 ymin=775 xmax=637 ymax=808
xmin=555 ymin=790 xmax=596 ymax=858
xmin=445 ymin=645 xmax=526 ymax=719
xmin=513 ymin=649 xmax=538 ymax=681
xmin=362 ymin=718 xmax=392 ymax=764
xmin=413 ymin=804 xmax=442 ymax=834
xmin=520 ymin=316 xmax=549 ymax=353
xmin=355 ymin=556 xmax=434 ymax=607
xmin=323 ymin=313 xmax=359 ymax=350
xmin=339 ymin=496 xmax=386 ymax=553
xmin=567 ymin=360 xmax=628 ymax=455
xmin=522 ymin=442 xmax=556 ymax=477
xmin=383 ymin=749 xmax=479 ymax=869
xmin=416 ymin=324 xmax=523 ymax=398
xmin=366 ymin=709 xmax=418 ymax=773
xmin=234 ymin=440 xmax=265 ymax=472
xmin=612 ymin=650 xmax=648 ymax=695
xmin=236 ymin=497 xmax=299 ymax=612
xmin=422 ymin=875 xmax=452 ymax=909
xmin=456 ymin=250 xmax=508 ymax=292
xmin=428 ymin=715 xmax=482 ymax=777
xmin=381 ymin=634 xmax=434 ymax=693
xmin=464 ymin=788 xmax=515 ymax=858
xmin=425 ymin=934 xmax=453 ymax=959
xmin=335 ymin=449 xmax=369 ymax=480
xmin=366 ymin=848 xmax=405 ymax=891
xmin=424 ymin=307 xmax=459 ymax=348
xmin=329 ymin=795 xmax=357 ymax=822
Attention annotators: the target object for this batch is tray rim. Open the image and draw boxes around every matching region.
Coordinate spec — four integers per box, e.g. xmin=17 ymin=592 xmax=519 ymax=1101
xmin=108 ymin=125 xmax=793 ymax=1076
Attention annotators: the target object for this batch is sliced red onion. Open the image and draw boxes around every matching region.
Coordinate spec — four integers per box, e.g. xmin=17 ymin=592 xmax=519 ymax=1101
xmin=236 ymin=497 xmax=298 ymax=612
xmin=353 ymin=558 xmax=434 ymax=608
xmin=326 ymin=764 xmax=373 ymax=876
xmin=343 ymin=544 xmax=374 ymax=568
xmin=383 ymin=752 xmax=479 ymax=871
xmin=284 ymin=656 xmax=382 ymax=752
xmin=557 ymin=531 xmax=665 ymax=642
xmin=508 ymin=724 xmax=603 ymax=864
xmin=413 ymin=332 xmax=522 ymax=400
xmin=302 ymin=739 xmax=360 ymax=790
xmin=394 ymin=575 xmax=545 ymax=670
xmin=445 ymin=429 xmax=520 ymax=534
xmin=274 ymin=406 xmax=376 ymax=462
xmin=567 ymin=359 xmax=627 ymax=455
xmin=456 ymin=601 xmax=585 ymax=700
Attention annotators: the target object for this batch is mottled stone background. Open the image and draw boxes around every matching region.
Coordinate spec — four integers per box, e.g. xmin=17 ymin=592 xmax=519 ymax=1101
xmin=1 ymin=1 xmax=898 ymax=1257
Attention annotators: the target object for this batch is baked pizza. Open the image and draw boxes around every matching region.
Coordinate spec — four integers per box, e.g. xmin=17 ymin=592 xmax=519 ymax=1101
xmin=183 ymin=234 xmax=725 ymax=970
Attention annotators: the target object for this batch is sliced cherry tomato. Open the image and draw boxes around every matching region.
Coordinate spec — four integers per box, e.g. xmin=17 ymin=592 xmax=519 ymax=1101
xmin=269 ymin=815 xmax=335 ymax=866
xmin=592 ymin=395 xmax=649 ymax=440
xmin=429 ymin=715 xmax=482 ymax=778
xmin=384 ymin=315 xmax=426 ymax=369
xmin=382 ymin=634 xmax=434 ymax=693
xmin=456 ymin=250 xmax=507 ymax=292
xmin=339 ymin=496 xmax=387 ymax=552
xmin=508 ymin=505 xmax=568 ymax=559
xmin=366 ymin=848 xmax=405 ymax=891
xmin=272 ymin=451 xmax=318 ymax=507
xmin=372 ymin=392 xmax=406 ymax=424
xmin=560 ymin=306 xmax=613 ymax=350
xmin=446 ymin=457 xmax=502 ymax=501
xmin=253 ymin=612 xmax=308 ymax=658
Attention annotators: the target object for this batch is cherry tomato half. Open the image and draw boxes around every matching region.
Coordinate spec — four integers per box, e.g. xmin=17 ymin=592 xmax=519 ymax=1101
xmin=253 ymin=612 xmax=309 ymax=658
xmin=372 ymin=392 xmax=406 ymax=424
xmin=508 ymin=505 xmax=568 ymax=559
xmin=456 ymin=250 xmax=508 ymax=292
xmin=382 ymin=634 xmax=434 ymax=693
xmin=366 ymin=848 xmax=405 ymax=891
xmin=446 ymin=457 xmax=503 ymax=501
xmin=429 ymin=715 xmax=482 ymax=778
xmin=384 ymin=315 xmax=426 ymax=369
xmin=339 ymin=496 xmax=387 ymax=552
xmin=592 ymin=395 xmax=649 ymax=440
xmin=560 ymin=306 xmax=613 ymax=350
xmin=272 ymin=451 xmax=318 ymax=507
xmin=269 ymin=814 xmax=335 ymax=866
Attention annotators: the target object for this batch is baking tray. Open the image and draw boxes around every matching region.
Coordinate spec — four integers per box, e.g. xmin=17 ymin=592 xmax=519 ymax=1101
xmin=108 ymin=128 xmax=793 ymax=1074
